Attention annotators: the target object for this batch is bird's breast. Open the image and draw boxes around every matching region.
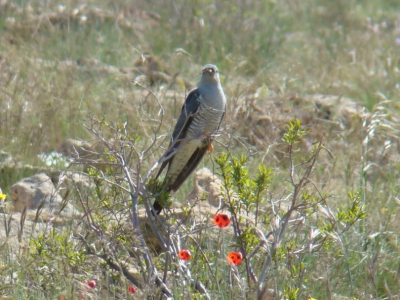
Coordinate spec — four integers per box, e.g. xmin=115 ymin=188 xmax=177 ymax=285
xmin=187 ymin=102 xmax=224 ymax=138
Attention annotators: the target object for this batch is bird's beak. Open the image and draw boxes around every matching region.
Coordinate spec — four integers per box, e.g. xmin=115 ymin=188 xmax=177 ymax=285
xmin=203 ymin=68 xmax=216 ymax=75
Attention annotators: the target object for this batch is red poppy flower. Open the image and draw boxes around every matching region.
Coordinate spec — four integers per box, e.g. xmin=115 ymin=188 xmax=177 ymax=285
xmin=213 ymin=213 xmax=231 ymax=228
xmin=83 ymin=279 xmax=96 ymax=289
xmin=227 ymin=251 xmax=243 ymax=266
xmin=128 ymin=285 xmax=136 ymax=294
xmin=178 ymin=249 xmax=192 ymax=261
xmin=88 ymin=280 xmax=96 ymax=288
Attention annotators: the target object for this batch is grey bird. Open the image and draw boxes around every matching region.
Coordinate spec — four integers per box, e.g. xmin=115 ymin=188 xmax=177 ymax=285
xmin=153 ymin=64 xmax=226 ymax=214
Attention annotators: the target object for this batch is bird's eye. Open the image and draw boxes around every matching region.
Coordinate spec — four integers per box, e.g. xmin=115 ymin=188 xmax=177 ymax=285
xmin=208 ymin=68 xmax=215 ymax=73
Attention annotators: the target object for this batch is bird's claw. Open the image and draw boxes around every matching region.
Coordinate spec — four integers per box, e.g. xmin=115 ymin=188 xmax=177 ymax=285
xmin=207 ymin=143 xmax=214 ymax=154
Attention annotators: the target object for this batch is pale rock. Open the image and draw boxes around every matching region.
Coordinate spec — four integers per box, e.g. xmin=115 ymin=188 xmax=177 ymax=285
xmin=10 ymin=173 xmax=63 ymax=213
xmin=185 ymin=168 xmax=224 ymax=207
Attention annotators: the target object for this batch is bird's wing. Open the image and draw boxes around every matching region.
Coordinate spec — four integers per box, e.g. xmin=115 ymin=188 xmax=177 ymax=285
xmin=217 ymin=104 xmax=226 ymax=131
xmin=170 ymin=88 xmax=201 ymax=142
xmin=168 ymin=145 xmax=208 ymax=191
xmin=156 ymin=88 xmax=201 ymax=179
xmin=165 ymin=98 xmax=226 ymax=192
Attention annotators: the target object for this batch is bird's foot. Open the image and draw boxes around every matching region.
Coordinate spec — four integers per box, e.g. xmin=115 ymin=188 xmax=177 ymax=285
xmin=207 ymin=143 xmax=214 ymax=154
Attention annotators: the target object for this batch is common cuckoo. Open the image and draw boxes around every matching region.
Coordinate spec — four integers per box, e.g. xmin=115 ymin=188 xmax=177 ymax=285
xmin=153 ymin=64 xmax=226 ymax=214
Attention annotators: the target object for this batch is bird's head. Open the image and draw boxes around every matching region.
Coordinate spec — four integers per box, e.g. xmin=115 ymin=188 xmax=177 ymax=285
xmin=201 ymin=64 xmax=220 ymax=83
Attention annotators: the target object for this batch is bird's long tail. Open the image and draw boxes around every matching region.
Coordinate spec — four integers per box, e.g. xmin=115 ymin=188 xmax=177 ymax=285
xmin=153 ymin=200 xmax=163 ymax=215
xmin=152 ymin=186 xmax=171 ymax=215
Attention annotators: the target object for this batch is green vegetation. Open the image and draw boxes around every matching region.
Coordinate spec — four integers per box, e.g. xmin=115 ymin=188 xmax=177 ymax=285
xmin=1 ymin=0 xmax=399 ymax=299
